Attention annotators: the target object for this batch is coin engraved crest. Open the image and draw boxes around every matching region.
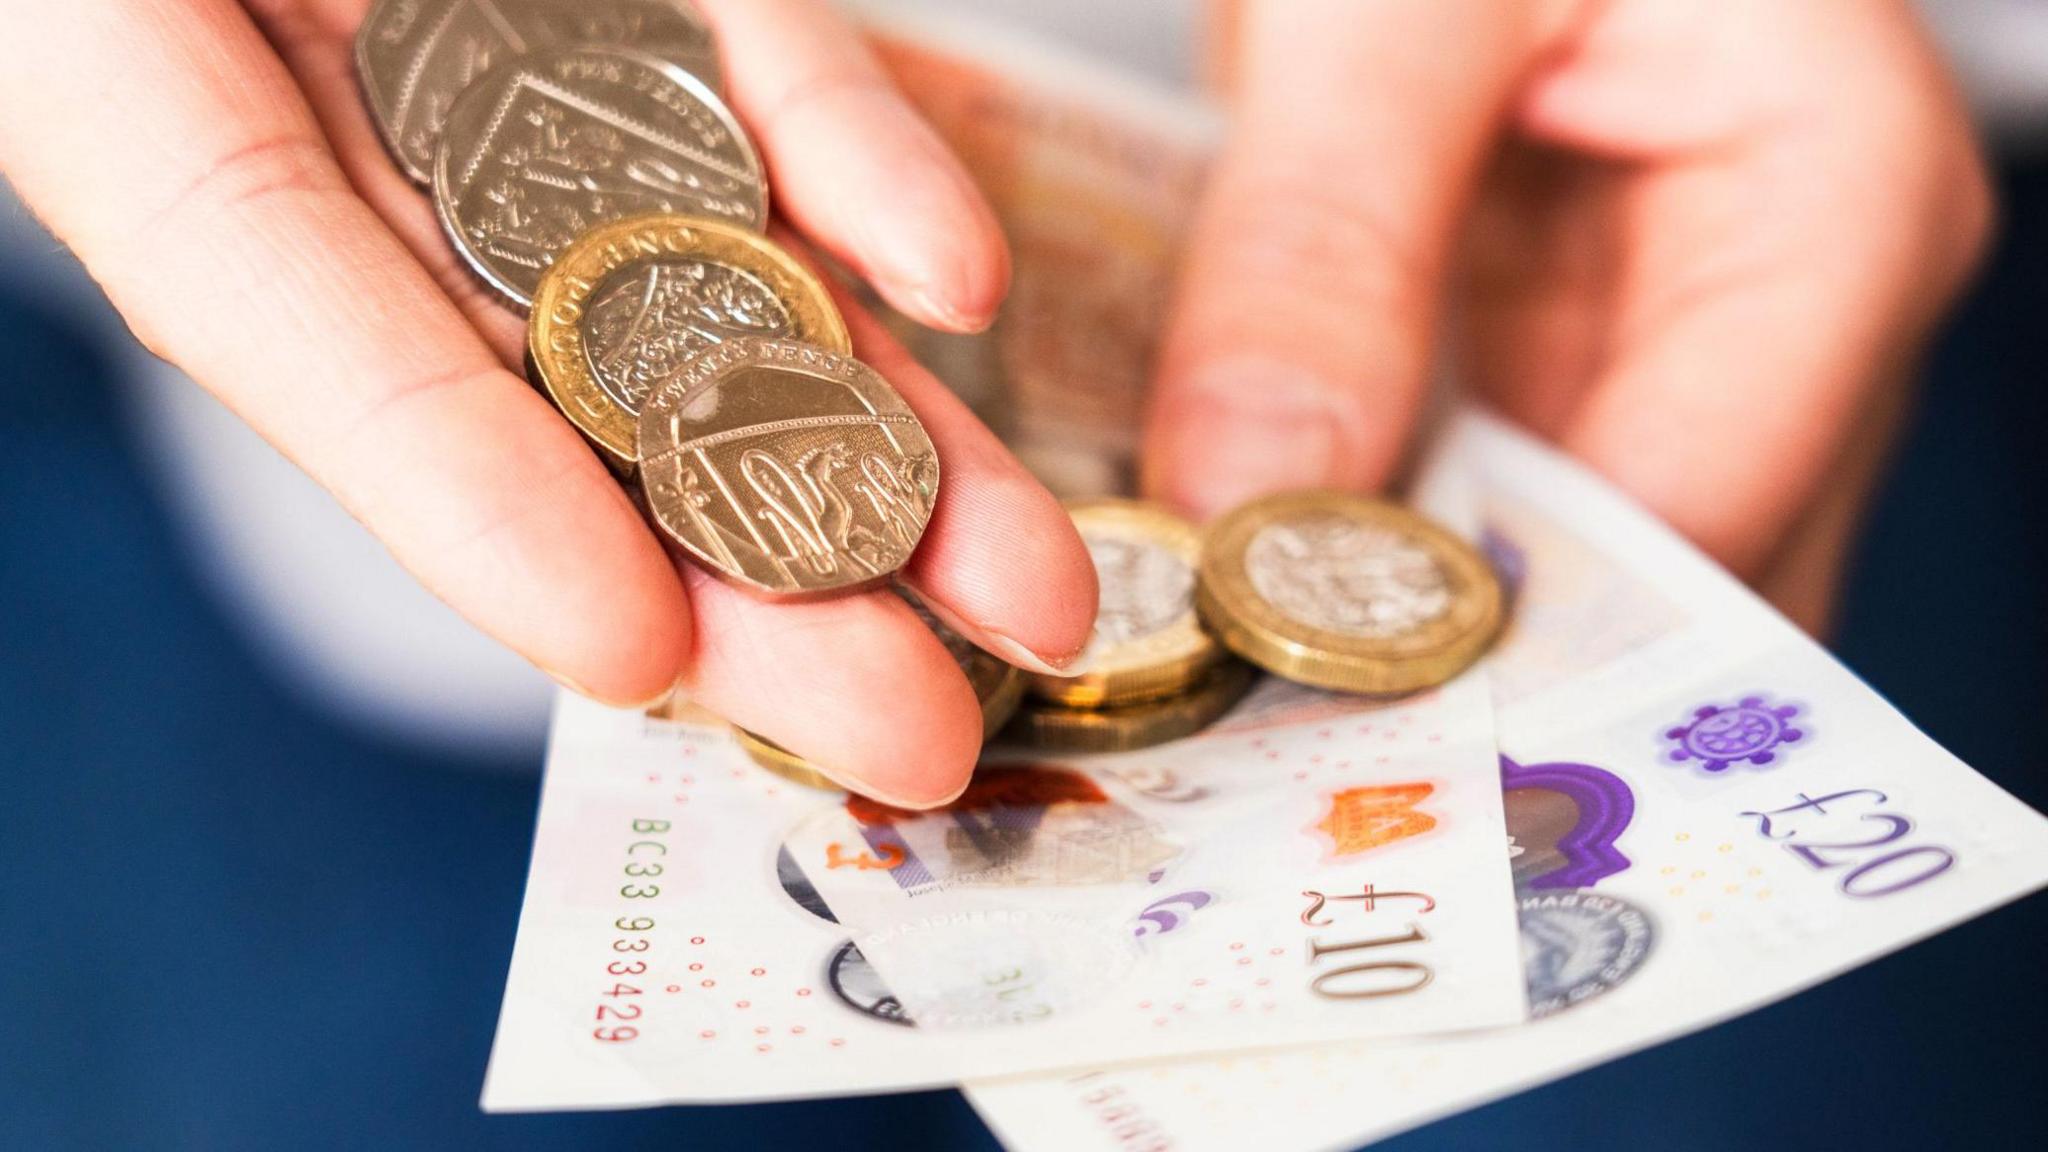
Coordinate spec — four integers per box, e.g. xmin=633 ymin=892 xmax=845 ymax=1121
xmin=433 ymin=45 xmax=766 ymax=306
xmin=1245 ymin=516 xmax=1453 ymax=637
xmin=639 ymin=338 xmax=938 ymax=596
xmin=585 ymin=259 xmax=796 ymax=413
xmin=357 ymin=0 xmax=721 ymax=184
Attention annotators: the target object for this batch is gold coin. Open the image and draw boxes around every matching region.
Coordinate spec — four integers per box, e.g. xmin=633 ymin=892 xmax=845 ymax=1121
xmin=637 ymin=337 xmax=939 ymax=597
xmin=1004 ymin=660 xmax=1255 ymax=754
xmin=1029 ymin=499 xmax=1221 ymax=708
xmin=528 ymin=214 xmax=851 ymax=470
xmin=732 ymin=727 xmax=840 ymax=791
xmin=643 ymin=696 xmax=723 ymax=725
xmin=896 ymin=586 xmax=1028 ymax=739
xmin=1197 ymin=491 xmax=1503 ymax=694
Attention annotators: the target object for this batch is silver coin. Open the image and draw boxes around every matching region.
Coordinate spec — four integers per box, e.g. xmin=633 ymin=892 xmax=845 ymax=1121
xmin=356 ymin=0 xmax=722 ymax=185
xmin=1517 ymin=890 xmax=1655 ymax=1018
xmin=432 ymin=45 xmax=766 ymax=308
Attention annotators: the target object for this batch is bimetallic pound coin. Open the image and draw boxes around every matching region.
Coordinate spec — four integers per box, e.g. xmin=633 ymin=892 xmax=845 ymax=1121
xmin=356 ymin=0 xmax=722 ymax=185
xmin=733 ymin=728 xmax=840 ymax=791
xmin=1029 ymin=499 xmax=1221 ymax=709
xmin=1003 ymin=660 xmax=1255 ymax=754
xmin=1197 ymin=492 xmax=1503 ymax=695
xmin=638 ymin=337 xmax=939 ymax=597
xmin=897 ymin=586 xmax=1028 ymax=739
xmin=433 ymin=45 xmax=765 ymax=308
xmin=529 ymin=214 xmax=851 ymax=468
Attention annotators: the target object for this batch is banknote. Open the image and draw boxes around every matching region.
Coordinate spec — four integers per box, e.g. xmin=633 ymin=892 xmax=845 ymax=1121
xmin=478 ymin=439 xmax=1525 ymax=1109
xmin=859 ymin=0 xmax=1220 ymax=497
xmin=962 ymin=411 xmax=2048 ymax=1152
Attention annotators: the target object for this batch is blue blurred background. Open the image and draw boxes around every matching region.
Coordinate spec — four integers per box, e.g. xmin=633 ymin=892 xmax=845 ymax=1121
xmin=3 ymin=3 xmax=2045 ymax=1150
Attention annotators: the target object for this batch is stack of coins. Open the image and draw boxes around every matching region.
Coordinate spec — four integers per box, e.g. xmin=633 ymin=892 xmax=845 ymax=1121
xmin=355 ymin=0 xmax=937 ymax=600
xmin=1002 ymin=493 xmax=1507 ymax=754
xmin=1004 ymin=499 xmax=1251 ymax=752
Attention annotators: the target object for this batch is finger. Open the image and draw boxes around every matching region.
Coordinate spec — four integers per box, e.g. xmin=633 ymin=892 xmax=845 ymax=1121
xmin=832 ymin=292 xmax=1099 ymax=675
xmin=1753 ymin=367 xmax=1914 ymax=637
xmin=1529 ymin=1 xmax=1993 ymax=576
xmin=0 ymin=0 xmax=689 ymax=702
xmin=681 ymin=573 xmax=982 ymax=808
xmin=244 ymin=0 xmax=532 ymax=368
xmin=1142 ymin=0 xmax=1576 ymax=518
xmin=697 ymin=0 xmax=1011 ymax=332
xmin=684 ymin=303 xmax=1097 ymax=804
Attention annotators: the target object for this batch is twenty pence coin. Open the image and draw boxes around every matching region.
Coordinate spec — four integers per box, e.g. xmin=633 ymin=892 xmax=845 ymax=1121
xmin=433 ymin=45 xmax=765 ymax=308
xmin=637 ymin=337 xmax=939 ymax=598
xmin=356 ymin=0 xmax=722 ymax=185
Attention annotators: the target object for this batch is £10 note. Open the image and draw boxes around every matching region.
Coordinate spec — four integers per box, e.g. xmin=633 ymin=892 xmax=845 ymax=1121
xmin=480 ymin=438 xmax=1525 ymax=1109
xmin=962 ymin=410 xmax=2048 ymax=1152
xmin=480 ymin=679 xmax=1520 ymax=1108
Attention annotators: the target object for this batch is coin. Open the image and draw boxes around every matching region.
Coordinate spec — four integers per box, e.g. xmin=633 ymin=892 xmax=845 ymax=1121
xmin=638 ymin=337 xmax=939 ymax=597
xmin=1028 ymin=499 xmax=1221 ymax=708
xmin=432 ymin=45 xmax=766 ymax=308
xmin=733 ymin=727 xmax=841 ymax=791
xmin=897 ymin=586 xmax=1028 ymax=739
xmin=1003 ymin=660 xmax=1255 ymax=754
xmin=643 ymin=695 xmax=724 ymax=725
xmin=356 ymin=0 xmax=722 ymax=185
xmin=1197 ymin=492 xmax=1503 ymax=694
xmin=528 ymin=215 xmax=851 ymax=468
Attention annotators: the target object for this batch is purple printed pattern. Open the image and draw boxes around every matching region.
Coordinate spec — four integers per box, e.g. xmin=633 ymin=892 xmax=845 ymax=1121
xmin=1132 ymin=891 xmax=1214 ymax=938
xmin=1480 ymin=525 xmax=1527 ymax=601
xmin=1664 ymin=696 xmax=1805 ymax=773
xmin=1500 ymin=756 xmax=1635 ymax=890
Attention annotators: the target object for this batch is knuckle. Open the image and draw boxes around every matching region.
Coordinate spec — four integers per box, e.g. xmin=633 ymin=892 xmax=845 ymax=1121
xmin=1199 ymin=171 xmax=1433 ymax=326
xmin=341 ymin=362 xmax=505 ymax=449
xmin=148 ymin=132 xmax=339 ymax=234
xmin=755 ymin=68 xmax=898 ymax=137
xmin=1942 ymin=146 xmax=1998 ymax=282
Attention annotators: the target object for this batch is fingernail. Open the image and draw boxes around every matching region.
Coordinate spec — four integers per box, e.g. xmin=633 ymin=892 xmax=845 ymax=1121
xmin=863 ymin=160 xmax=1004 ymax=333
xmin=908 ymin=286 xmax=994 ymax=334
xmin=910 ymin=591 xmax=1082 ymax=676
xmin=546 ymin=668 xmax=676 ymax=712
xmin=985 ymin=630 xmax=1085 ymax=677
xmin=842 ymin=770 xmax=973 ymax=813
xmin=1148 ymin=357 xmax=1343 ymax=518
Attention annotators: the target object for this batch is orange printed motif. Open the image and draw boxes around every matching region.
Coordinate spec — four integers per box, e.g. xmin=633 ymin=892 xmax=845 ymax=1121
xmin=825 ymin=842 xmax=906 ymax=871
xmin=844 ymin=766 xmax=1107 ymax=827
xmin=1313 ymin=783 xmax=1437 ymax=857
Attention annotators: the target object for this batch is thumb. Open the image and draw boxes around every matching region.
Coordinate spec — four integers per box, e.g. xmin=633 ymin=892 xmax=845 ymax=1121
xmin=1145 ymin=0 xmax=1572 ymax=516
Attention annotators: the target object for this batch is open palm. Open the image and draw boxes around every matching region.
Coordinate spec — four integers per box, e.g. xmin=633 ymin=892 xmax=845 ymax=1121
xmin=0 ymin=0 xmax=1097 ymax=805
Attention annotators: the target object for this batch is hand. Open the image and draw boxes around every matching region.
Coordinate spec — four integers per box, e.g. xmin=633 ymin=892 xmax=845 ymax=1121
xmin=0 ymin=0 xmax=1096 ymax=805
xmin=1152 ymin=0 xmax=1992 ymax=633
